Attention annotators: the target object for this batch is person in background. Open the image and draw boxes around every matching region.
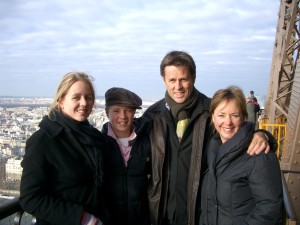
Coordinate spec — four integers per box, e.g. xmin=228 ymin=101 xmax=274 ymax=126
xmin=20 ymin=72 xmax=106 ymax=225
xmin=101 ymin=87 xmax=152 ymax=225
xmin=200 ymin=86 xmax=282 ymax=225
xmin=248 ymin=91 xmax=261 ymax=128
xmin=142 ymin=50 xmax=274 ymax=225
xmin=252 ymin=98 xmax=261 ymax=118
xmin=249 ymin=90 xmax=257 ymax=102
xmin=246 ymin=96 xmax=256 ymax=128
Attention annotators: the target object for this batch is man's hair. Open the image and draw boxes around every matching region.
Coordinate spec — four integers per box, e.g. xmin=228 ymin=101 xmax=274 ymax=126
xmin=160 ymin=50 xmax=196 ymax=81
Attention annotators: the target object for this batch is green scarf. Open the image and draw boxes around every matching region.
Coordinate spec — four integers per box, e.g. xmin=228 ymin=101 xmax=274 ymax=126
xmin=165 ymin=88 xmax=199 ymax=142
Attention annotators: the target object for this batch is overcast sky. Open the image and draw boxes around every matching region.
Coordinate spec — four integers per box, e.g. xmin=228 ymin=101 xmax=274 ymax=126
xmin=0 ymin=0 xmax=280 ymax=101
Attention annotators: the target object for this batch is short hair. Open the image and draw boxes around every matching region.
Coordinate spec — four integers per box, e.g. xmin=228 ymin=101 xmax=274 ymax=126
xmin=210 ymin=86 xmax=248 ymax=121
xmin=160 ymin=50 xmax=196 ymax=82
xmin=48 ymin=71 xmax=95 ymax=118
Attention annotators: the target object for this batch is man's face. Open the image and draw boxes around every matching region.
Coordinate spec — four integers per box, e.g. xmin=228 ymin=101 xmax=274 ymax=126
xmin=163 ymin=65 xmax=194 ymax=104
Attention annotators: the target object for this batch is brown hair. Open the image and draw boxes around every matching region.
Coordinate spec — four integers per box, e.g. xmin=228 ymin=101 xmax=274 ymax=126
xmin=160 ymin=50 xmax=196 ymax=82
xmin=210 ymin=85 xmax=248 ymax=121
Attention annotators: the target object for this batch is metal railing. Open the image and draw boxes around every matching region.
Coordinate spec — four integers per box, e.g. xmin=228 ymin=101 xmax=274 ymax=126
xmin=282 ymin=170 xmax=298 ymax=221
xmin=0 ymin=198 xmax=35 ymax=225
xmin=258 ymin=116 xmax=287 ymax=158
xmin=259 ymin=123 xmax=286 ymax=158
xmin=0 ymin=189 xmax=297 ymax=225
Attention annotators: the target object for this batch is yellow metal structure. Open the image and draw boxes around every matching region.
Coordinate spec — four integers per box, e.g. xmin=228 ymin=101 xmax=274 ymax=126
xmin=259 ymin=122 xmax=286 ymax=158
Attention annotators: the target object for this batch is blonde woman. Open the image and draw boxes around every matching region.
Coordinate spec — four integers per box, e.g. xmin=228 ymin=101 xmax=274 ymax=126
xmin=20 ymin=72 xmax=106 ymax=225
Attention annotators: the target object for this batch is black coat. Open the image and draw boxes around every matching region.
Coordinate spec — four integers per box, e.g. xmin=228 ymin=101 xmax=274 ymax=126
xmin=20 ymin=113 xmax=107 ymax=225
xmin=142 ymin=91 xmax=211 ymax=225
xmin=200 ymin=122 xmax=283 ymax=225
xmin=101 ymin=117 xmax=152 ymax=225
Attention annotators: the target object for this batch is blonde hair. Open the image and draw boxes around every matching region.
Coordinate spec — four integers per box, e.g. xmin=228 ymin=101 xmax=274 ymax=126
xmin=48 ymin=72 xmax=95 ymax=118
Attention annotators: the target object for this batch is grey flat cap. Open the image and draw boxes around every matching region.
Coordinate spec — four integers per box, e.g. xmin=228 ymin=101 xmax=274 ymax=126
xmin=105 ymin=87 xmax=142 ymax=109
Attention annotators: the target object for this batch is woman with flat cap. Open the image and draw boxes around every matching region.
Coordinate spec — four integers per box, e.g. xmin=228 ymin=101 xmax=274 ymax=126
xmin=101 ymin=87 xmax=152 ymax=225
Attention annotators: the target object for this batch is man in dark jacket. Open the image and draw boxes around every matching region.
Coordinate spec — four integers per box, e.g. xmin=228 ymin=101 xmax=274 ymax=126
xmin=142 ymin=51 xmax=272 ymax=225
xmin=102 ymin=87 xmax=152 ymax=225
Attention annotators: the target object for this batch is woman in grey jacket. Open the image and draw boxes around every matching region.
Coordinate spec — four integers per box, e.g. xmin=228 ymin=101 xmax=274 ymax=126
xmin=200 ymin=86 xmax=282 ymax=225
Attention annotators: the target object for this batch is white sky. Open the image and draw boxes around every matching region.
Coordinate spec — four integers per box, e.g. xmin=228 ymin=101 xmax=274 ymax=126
xmin=0 ymin=0 xmax=280 ymax=101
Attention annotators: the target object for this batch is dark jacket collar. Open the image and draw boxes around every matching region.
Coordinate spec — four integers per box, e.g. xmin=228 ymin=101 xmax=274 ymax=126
xmin=209 ymin=122 xmax=254 ymax=169
xmin=39 ymin=115 xmax=63 ymax=138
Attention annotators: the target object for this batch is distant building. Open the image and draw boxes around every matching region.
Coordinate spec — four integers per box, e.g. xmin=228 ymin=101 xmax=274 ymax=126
xmin=12 ymin=146 xmax=25 ymax=156
xmin=0 ymin=156 xmax=8 ymax=180
xmin=6 ymin=157 xmax=23 ymax=180
xmin=0 ymin=144 xmax=12 ymax=156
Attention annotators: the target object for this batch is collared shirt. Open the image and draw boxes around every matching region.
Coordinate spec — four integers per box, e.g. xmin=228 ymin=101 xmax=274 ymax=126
xmin=107 ymin=123 xmax=137 ymax=167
